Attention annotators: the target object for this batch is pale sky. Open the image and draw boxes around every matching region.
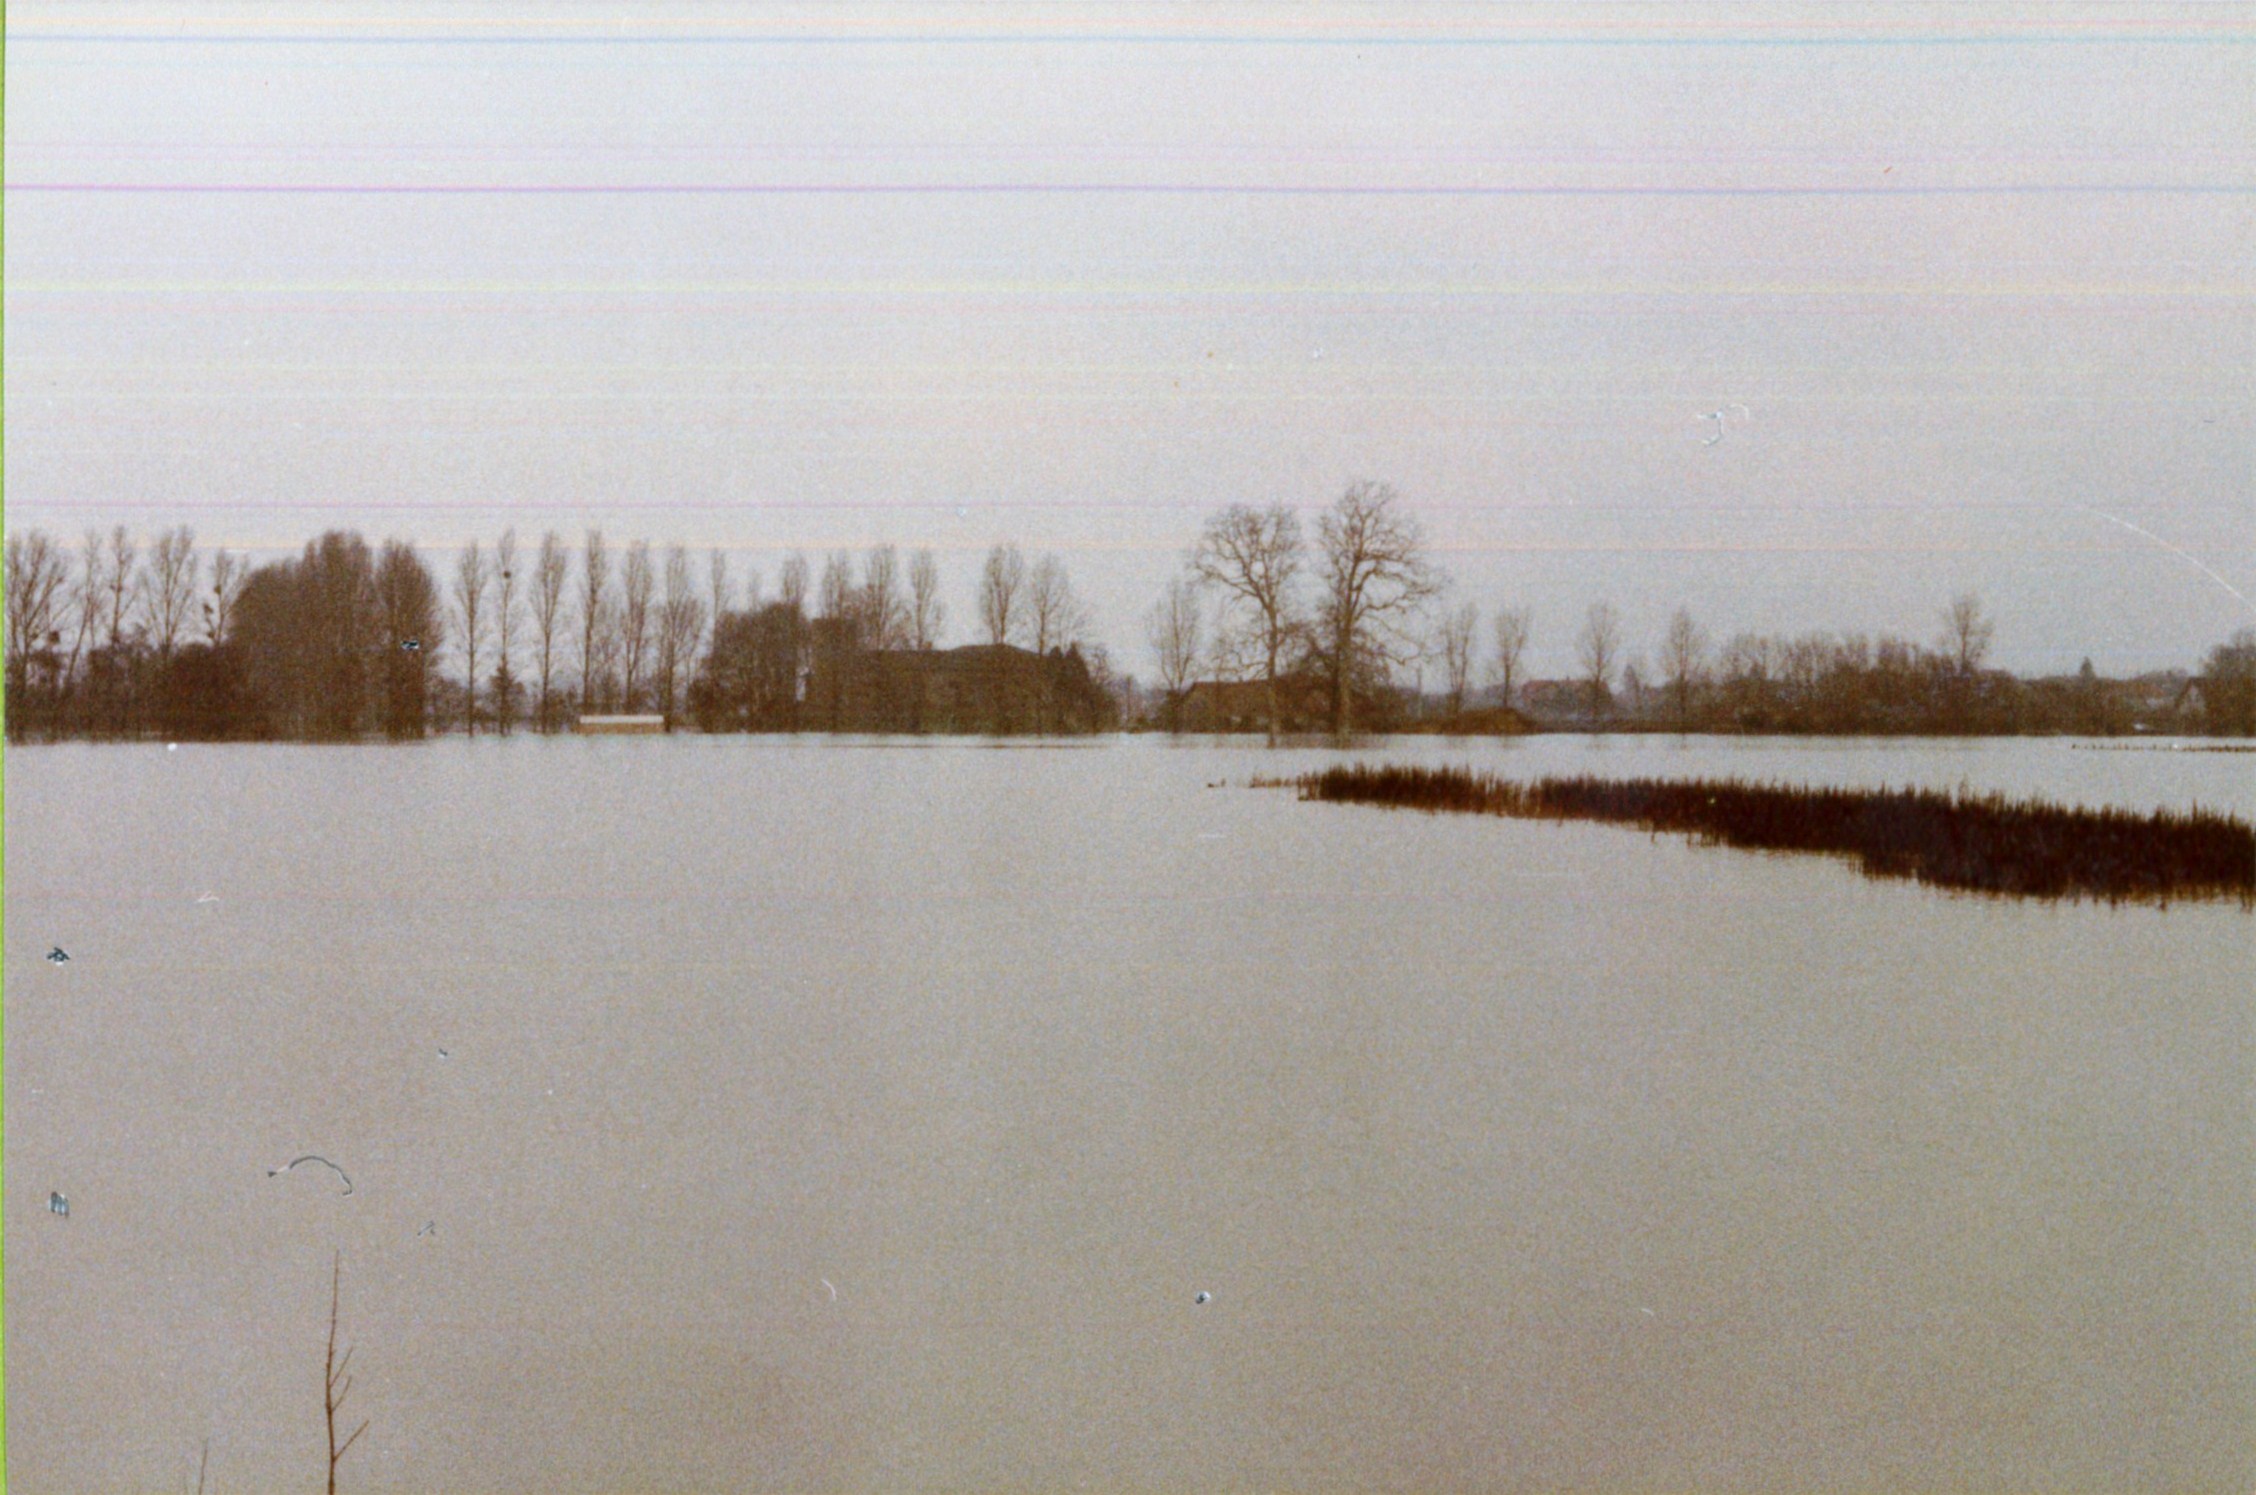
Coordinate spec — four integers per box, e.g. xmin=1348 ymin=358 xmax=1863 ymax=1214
xmin=5 ymin=2 xmax=2251 ymax=678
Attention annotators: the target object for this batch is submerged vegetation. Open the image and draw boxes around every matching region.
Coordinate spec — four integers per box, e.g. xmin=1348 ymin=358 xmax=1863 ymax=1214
xmin=1277 ymin=763 xmax=2256 ymax=906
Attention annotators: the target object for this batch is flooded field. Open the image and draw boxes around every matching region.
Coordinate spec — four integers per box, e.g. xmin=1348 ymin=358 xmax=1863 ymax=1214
xmin=7 ymin=735 xmax=2251 ymax=1492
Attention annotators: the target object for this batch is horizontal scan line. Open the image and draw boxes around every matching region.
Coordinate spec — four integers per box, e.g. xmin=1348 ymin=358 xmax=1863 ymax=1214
xmin=12 ymin=29 xmax=2253 ymax=47
xmin=10 ymin=279 xmax=2244 ymax=301
xmin=6 ymin=181 xmax=2249 ymax=198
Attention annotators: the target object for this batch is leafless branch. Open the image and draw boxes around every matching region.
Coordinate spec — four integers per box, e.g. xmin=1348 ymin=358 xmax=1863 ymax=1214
xmin=1314 ymin=481 xmax=1440 ymax=734
xmin=323 ymin=1252 xmax=368 ymax=1495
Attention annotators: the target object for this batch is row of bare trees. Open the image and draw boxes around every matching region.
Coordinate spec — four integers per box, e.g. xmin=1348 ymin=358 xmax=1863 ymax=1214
xmin=11 ymin=510 xmax=2247 ymax=741
xmin=976 ymin=544 xmax=1091 ymax=655
xmin=1149 ymin=480 xmax=1443 ymax=737
xmin=1414 ymin=592 xmax=2005 ymax=729
xmin=6 ymin=525 xmax=449 ymax=740
xmin=3 ymin=521 xmax=1097 ymax=739
xmin=450 ymin=530 xmax=716 ymax=733
xmin=696 ymin=542 xmax=1105 ymax=733
xmin=1141 ymin=484 xmax=2216 ymax=736
xmin=4 ymin=526 xmax=255 ymax=738
xmin=1528 ymin=594 xmax=2004 ymax=731
xmin=1294 ymin=585 xmax=2030 ymax=734
xmin=1423 ymin=600 xmax=1539 ymax=721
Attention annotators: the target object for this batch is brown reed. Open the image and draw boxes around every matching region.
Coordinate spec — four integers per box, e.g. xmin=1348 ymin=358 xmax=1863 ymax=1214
xmin=1284 ymin=763 xmax=2255 ymax=905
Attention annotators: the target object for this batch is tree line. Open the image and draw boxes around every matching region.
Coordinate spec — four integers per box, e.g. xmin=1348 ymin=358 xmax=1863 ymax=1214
xmin=7 ymin=494 xmax=2253 ymax=741
xmin=1144 ymin=486 xmax=2256 ymax=738
xmin=1 ymin=524 xmax=1117 ymax=741
xmin=691 ymin=543 xmax=1114 ymax=734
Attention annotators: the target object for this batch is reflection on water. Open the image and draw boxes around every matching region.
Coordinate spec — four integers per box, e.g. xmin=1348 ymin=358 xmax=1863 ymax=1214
xmin=7 ymin=736 xmax=2251 ymax=1492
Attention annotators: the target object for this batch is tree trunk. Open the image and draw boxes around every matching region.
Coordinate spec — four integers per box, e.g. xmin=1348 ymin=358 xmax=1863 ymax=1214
xmin=1330 ymin=622 xmax=1353 ymax=735
xmin=1264 ymin=642 xmax=1280 ymax=745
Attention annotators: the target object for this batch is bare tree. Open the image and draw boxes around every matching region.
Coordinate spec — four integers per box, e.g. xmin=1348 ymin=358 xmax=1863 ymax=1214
xmin=1621 ymin=655 xmax=1650 ymax=719
xmin=532 ymin=531 xmax=568 ymax=730
xmin=778 ymin=552 xmax=811 ymax=726
xmin=818 ymin=551 xmax=858 ymax=633
xmin=491 ymin=528 xmax=520 ymax=732
xmin=144 ymin=526 xmax=200 ymax=660
xmin=1146 ymin=574 xmax=1202 ymax=731
xmin=1027 ymin=554 xmax=1089 ymax=654
xmin=103 ymin=525 xmax=139 ymax=649
xmin=6 ymin=530 xmax=70 ymax=733
xmin=1660 ymin=605 xmax=1708 ymax=729
xmin=708 ymin=549 xmax=732 ymax=625
xmin=1721 ymin=632 xmax=1773 ymax=685
xmin=655 ymin=545 xmax=705 ymax=726
xmin=1437 ymin=599 xmax=1478 ymax=717
xmin=860 ymin=545 xmax=910 ymax=650
xmin=618 ymin=540 xmax=655 ymax=711
xmin=452 ymin=541 xmax=488 ymax=733
xmin=66 ymin=528 xmax=108 ymax=713
xmin=1780 ymin=632 xmax=1828 ymax=710
xmin=1314 ymin=482 xmax=1440 ymax=735
xmin=1939 ymin=592 xmax=1995 ymax=676
xmin=2203 ymin=627 xmax=2256 ymax=735
xmin=5 ymin=531 xmax=68 ymax=673
xmin=78 ymin=525 xmax=145 ymax=736
xmin=1024 ymin=554 xmax=1090 ymax=731
xmin=1191 ymin=503 xmax=1304 ymax=741
xmin=908 ymin=547 xmax=945 ymax=649
xmin=1719 ymin=631 xmax=1774 ymax=723
xmin=1492 ymin=605 xmax=1532 ymax=711
xmin=978 ymin=544 xmax=1027 ymax=646
xmin=323 ymin=1252 xmax=368 ymax=1495
xmin=1578 ymin=601 xmax=1622 ymax=720
xmin=812 ymin=552 xmax=859 ymax=729
xmin=208 ymin=547 xmax=246 ymax=645
xmin=577 ymin=530 xmax=610 ymax=715
xmin=778 ymin=552 xmax=809 ymax=616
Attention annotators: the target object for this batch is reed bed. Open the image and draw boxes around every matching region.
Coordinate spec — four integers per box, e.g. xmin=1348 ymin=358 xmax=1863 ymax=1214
xmin=1277 ymin=764 xmax=2256 ymax=906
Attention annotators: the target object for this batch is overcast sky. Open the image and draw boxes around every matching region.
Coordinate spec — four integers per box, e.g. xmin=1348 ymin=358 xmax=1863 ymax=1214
xmin=5 ymin=3 xmax=2250 ymax=678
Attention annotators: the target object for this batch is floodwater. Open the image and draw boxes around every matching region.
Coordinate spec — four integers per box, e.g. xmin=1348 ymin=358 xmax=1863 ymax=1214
xmin=6 ymin=734 xmax=2251 ymax=1492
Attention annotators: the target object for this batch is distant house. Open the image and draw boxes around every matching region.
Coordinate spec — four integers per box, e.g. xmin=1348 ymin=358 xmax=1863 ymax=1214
xmin=575 ymin=714 xmax=667 ymax=735
xmin=1174 ymin=679 xmax=1276 ymax=733
xmin=1171 ymin=673 xmax=1334 ymax=733
xmin=2169 ymin=676 xmax=2211 ymax=730
xmin=2122 ymin=670 xmax=2199 ymax=732
xmin=1516 ymin=678 xmax=1595 ymax=726
xmin=800 ymin=641 xmax=1115 ymax=735
xmin=1165 ymin=670 xmax=1414 ymax=734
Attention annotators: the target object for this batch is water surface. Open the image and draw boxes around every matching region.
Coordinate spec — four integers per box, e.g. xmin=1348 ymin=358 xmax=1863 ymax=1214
xmin=7 ymin=735 xmax=2250 ymax=1491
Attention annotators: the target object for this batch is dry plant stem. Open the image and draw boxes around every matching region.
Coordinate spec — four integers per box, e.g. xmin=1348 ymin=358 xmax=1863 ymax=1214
xmin=325 ymin=1252 xmax=369 ymax=1495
